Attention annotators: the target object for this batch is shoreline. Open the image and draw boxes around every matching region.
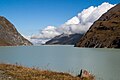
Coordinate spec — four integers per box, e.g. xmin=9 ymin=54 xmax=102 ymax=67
xmin=0 ymin=63 xmax=95 ymax=80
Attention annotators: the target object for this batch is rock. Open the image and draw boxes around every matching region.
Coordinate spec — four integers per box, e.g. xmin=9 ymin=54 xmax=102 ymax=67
xmin=45 ymin=33 xmax=83 ymax=45
xmin=75 ymin=4 xmax=120 ymax=48
xmin=0 ymin=16 xmax=32 ymax=46
xmin=77 ymin=69 xmax=95 ymax=80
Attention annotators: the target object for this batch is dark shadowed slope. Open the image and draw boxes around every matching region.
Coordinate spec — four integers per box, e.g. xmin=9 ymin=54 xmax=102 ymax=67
xmin=75 ymin=4 xmax=120 ymax=48
xmin=45 ymin=33 xmax=83 ymax=45
xmin=0 ymin=16 xmax=32 ymax=46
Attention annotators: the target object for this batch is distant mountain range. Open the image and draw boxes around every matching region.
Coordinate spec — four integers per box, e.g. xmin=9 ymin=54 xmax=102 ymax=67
xmin=0 ymin=16 xmax=32 ymax=46
xmin=0 ymin=3 xmax=119 ymax=48
xmin=45 ymin=33 xmax=83 ymax=45
xmin=75 ymin=4 xmax=120 ymax=48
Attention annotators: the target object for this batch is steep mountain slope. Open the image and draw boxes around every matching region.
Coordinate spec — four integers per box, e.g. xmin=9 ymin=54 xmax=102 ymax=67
xmin=45 ymin=33 xmax=83 ymax=45
xmin=0 ymin=16 xmax=32 ymax=46
xmin=75 ymin=4 xmax=120 ymax=48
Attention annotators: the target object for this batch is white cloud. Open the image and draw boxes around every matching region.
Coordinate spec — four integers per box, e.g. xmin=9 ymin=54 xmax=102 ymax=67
xmin=31 ymin=26 xmax=60 ymax=39
xmin=84 ymin=2 xmax=115 ymax=23
xmin=30 ymin=26 xmax=60 ymax=44
xmin=78 ymin=6 xmax=96 ymax=24
xmin=30 ymin=2 xmax=115 ymax=44
xmin=65 ymin=16 xmax=80 ymax=25
xmin=60 ymin=2 xmax=115 ymax=34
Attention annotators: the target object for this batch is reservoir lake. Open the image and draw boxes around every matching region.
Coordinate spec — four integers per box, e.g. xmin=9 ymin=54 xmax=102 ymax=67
xmin=0 ymin=45 xmax=120 ymax=80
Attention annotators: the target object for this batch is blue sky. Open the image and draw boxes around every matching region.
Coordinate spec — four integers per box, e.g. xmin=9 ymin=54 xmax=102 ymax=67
xmin=0 ymin=0 xmax=119 ymax=36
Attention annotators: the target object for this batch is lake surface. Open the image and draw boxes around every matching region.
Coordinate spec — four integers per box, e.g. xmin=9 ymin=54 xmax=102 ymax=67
xmin=0 ymin=45 xmax=120 ymax=80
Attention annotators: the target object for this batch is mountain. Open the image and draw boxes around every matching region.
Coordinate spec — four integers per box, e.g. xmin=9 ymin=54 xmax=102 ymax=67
xmin=30 ymin=2 xmax=114 ymax=45
xmin=45 ymin=33 xmax=83 ymax=45
xmin=0 ymin=16 xmax=32 ymax=46
xmin=75 ymin=4 xmax=120 ymax=48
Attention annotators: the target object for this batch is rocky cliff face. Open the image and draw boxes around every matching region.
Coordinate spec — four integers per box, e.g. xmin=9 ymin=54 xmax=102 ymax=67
xmin=75 ymin=4 xmax=120 ymax=48
xmin=45 ymin=33 xmax=83 ymax=45
xmin=0 ymin=16 xmax=32 ymax=46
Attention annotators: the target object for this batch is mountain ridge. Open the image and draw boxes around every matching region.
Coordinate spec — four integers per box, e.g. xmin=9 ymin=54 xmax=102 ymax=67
xmin=45 ymin=33 xmax=83 ymax=45
xmin=75 ymin=4 xmax=120 ymax=48
xmin=0 ymin=16 xmax=32 ymax=46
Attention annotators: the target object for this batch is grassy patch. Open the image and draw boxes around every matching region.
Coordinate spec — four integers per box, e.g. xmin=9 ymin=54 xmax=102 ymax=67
xmin=0 ymin=63 xmax=95 ymax=80
xmin=0 ymin=63 xmax=81 ymax=80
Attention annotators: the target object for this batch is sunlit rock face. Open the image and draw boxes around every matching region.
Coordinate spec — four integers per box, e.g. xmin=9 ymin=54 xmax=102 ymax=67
xmin=0 ymin=16 xmax=32 ymax=46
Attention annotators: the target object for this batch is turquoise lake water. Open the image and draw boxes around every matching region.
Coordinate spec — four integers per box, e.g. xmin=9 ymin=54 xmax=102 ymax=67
xmin=0 ymin=45 xmax=120 ymax=80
